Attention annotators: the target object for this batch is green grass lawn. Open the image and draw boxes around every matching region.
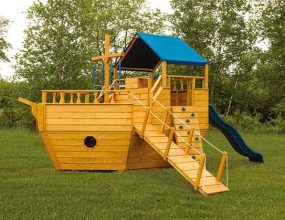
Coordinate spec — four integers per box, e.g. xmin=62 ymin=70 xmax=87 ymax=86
xmin=0 ymin=128 xmax=284 ymax=220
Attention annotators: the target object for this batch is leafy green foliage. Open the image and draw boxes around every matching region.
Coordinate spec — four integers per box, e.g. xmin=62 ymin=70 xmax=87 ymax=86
xmin=15 ymin=0 xmax=165 ymax=102
xmin=170 ymin=0 xmax=257 ymax=105
xmin=0 ymin=17 xmax=11 ymax=63
xmin=170 ymin=0 xmax=284 ymax=122
xmin=0 ymin=79 xmax=34 ymax=128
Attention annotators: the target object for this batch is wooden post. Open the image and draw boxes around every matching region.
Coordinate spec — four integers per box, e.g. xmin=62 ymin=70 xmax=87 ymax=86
xmin=164 ymin=127 xmax=175 ymax=160
xmin=85 ymin=93 xmax=90 ymax=103
xmin=104 ymin=34 xmax=110 ymax=103
xmin=77 ymin=92 xmax=81 ymax=103
xmin=186 ymin=80 xmax=191 ymax=105
xmin=194 ymin=153 xmax=206 ymax=190
xmin=185 ymin=128 xmax=195 ymax=155
xmin=70 ymin=93 xmax=74 ymax=103
xmin=60 ymin=92 xmax=65 ymax=104
xmin=113 ymin=67 xmax=118 ymax=83
xmin=148 ymin=75 xmax=153 ymax=107
xmin=191 ymin=78 xmax=196 ymax=106
xmin=161 ymin=62 xmax=167 ymax=87
xmin=216 ymin=151 xmax=228 ymax=182
xmin=173 ymin=80 xmax=177 ymax=90
xmin=93 ymin=92 xmax=98 ymax=103
xmin=141 ymin=108 xmax=150 ymax=137
xmin=52 ymin=93 xmax=56 ymax=103
xmin=180 ymin=80 xmax=184 ymax=91
xmin=41 ymin=91 xmax=47 ymax=104
xmin=160 ymin=110 xmax=169 ymax=133
xmin=204 ymin=64 xmax=209 ymax=88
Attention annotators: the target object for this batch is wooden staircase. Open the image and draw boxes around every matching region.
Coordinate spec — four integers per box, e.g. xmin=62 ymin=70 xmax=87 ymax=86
xmin=133 ymin=114 xmax=229 ymax=196
xmin=172 ymin=106 xmax=204 ymax=157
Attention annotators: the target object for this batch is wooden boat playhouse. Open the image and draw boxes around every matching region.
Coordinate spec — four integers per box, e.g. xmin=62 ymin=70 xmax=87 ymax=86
xmin=19 ymin=32 xmax=232 ymax=196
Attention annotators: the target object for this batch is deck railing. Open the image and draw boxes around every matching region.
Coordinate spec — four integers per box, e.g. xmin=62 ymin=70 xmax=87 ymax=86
xmin=167 ymin=75 xmax=207 ymax=106
xmin=167 ymin=75 xmax=206 ymax=91
xmin=41 ymin=90 xmax=131 ymax=104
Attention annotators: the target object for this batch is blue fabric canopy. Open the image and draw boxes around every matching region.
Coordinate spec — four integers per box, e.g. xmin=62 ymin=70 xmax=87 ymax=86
xmin=118 ymin=32 xmax=207 ymax=71
xmin=136 ymin=32 xmax=207 ymax=66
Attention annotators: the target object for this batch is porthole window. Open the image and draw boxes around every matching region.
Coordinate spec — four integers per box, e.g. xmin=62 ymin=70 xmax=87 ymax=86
xmin=84 ymin=136 xmax=96 ymax=148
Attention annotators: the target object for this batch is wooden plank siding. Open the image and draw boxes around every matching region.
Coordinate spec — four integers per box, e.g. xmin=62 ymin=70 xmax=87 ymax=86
xmin=42 ymin=103 xmax=133 ymax=170
xmin=126 ymin=133 xmax=169 ymax=169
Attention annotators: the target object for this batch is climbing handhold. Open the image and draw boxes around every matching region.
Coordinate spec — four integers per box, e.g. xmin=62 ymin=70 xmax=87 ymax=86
xmin=186 ymin=118 xmax=190 ymax=123
xmin=191 ymin=112 xmax=196 ymax=117
xmin=187 ymin=130 xmax=190 ymax=135
xmin=195 ymin=136 xmax=199 ymax=141
xmin=192 ymin=155 xmax=196 ymax=159
xmin=181 ymin=107 xmax=186 ymax=111
xmin=179 ymin=125 xmax=183 ymax=130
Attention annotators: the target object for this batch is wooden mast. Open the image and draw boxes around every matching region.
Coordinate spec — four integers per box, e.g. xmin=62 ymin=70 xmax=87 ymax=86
xmin=91 ymin=34 xmax=123 ymax=103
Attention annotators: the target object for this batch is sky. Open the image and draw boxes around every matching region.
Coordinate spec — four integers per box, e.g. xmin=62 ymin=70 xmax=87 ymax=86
xmin=0 ymin=0 xmax=172 ymax=79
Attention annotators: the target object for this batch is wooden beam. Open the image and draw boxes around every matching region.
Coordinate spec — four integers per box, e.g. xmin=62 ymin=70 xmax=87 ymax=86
xmin=141 ymin=108 xmax=150 ymax=138
xmin=152 ymin=61 xmax=162 ymax=72
xmin=104 ymin=34 xmax=110 ymax=103
xmin=118 ymin=36 xmax=138 ymax=64
xmin=41 ymin=91 xmax=47 ymax=104
xmin=164 ymin=127 xmax=175 ymax=160
xmin=185 ymin=128 xmax=195 ymax=155
xmin=161 ymin=62 xmax=167 ymax=87
xmin=216 ymin=152 xmax=228 ymax=182
xmin=121 ymin=67 xmax=153 ymax=72
xmin=204 ymin=64 xmax=209 ymax=88
xmin=91 ymin=52 xmax=124 ymax=61
xmin=60 ymin=92 xmax=65 ymax=103
xmin=160 ymin=110 xmax=169 ymax=133
xmin=191 ymin=78 xmax=195 ymax=106
xmin=186 ymin=80 xmax=191 ymax=105
xmin=194 ymin=153 xmax=206 ymax=190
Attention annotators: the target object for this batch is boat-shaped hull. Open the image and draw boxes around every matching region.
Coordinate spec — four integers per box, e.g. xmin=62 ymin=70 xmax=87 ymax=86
xmin=18 ymin=96 xmax=169 ymax=171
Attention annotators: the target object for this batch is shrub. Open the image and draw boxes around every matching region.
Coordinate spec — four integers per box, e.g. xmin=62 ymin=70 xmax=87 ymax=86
xmin=224 ymin=111 xmax=285 ymax=134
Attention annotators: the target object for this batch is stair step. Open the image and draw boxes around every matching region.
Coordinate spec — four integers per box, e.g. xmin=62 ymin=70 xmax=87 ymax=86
xmin=184 ymin=169 xmax=212 ymax=179
xmin=196 ymin=176 xmax=221 ymax=187
xmin=161 ymin=148 xmax=186 ymax=156
xmin=168 ymin=155 xmax=196 ymax=163
xmin=133 ymin=116 xmax=229 ymax=196
xmin=133 ymin=123 xmax=161 ymax=131
xmin=154 ymin=142 xmax=180 ymax=150
xmin=173 ymin=161 xmax=199 ymax=171
xmin=144 ymin=131 xmax=166 ymax=137
xmin=199 ymin=184 xmax=229 ymax=195
xmin=148 ymin=136 xmax=169 ymax=143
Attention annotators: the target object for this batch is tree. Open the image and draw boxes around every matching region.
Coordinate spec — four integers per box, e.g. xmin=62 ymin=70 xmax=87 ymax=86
xmin=15 ymin=0 xmax=165 ymax=101
xmin=251 ymin=0 xmax=285 ymax=119
xmin=170 ymin=0 xmax=258 ymax=113
xmin=0 ymin=16 xmax=11 ymax=63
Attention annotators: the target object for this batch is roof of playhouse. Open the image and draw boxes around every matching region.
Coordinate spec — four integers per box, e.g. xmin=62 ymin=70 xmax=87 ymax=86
xmin=117 ymin=32 xmax=207 ymax=72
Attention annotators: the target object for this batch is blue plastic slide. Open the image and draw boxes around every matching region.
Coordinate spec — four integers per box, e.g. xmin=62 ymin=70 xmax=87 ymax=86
xmin=209 ymin=104 xmax=264 ymax=163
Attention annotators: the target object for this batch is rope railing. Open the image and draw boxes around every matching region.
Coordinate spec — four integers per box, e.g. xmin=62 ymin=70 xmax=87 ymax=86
xmin=150 ymin=96 xmax=229 ymax=187
xmin=151 ymin=97 xmax=224 ymax=154
xmin=132 ymin=94 xmax=228 ymax=189
xmin=133 ymin=94 xmax=207 ymax=192
xmin=132 ymin=95 xmax=202 ymax=156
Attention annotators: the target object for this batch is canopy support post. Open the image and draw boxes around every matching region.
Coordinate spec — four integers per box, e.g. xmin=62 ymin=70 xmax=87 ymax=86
xmin=204 ymin=64 xmax=208 ymax=89
xmin=161 ymin=62 xmax=167 ymax=87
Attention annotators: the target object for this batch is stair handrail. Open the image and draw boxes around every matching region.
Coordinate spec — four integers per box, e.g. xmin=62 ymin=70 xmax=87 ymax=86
xmin=132 ymin=95 xmax=202 ymax=156
xmin=151 ymin=97 xmax=224 ymax=154
xmin=150 ymin=75 xmax=162 ymax=94
xmin=133 ymin=94 xmax=208 ymax=191
xmin=151 ymin=96 xmax=229 ymax=185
